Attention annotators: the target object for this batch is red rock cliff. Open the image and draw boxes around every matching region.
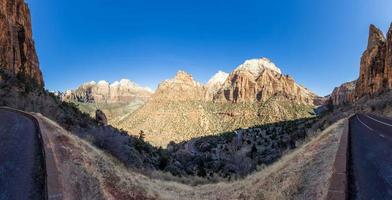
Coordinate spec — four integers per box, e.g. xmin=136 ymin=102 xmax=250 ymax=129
xmin=331 ymin=81 xmax=356 ymax=106
xmin=0 ymin=0 xmax=44 ymax=86
xmin=355 ymin=24 xmax=392 ymax=98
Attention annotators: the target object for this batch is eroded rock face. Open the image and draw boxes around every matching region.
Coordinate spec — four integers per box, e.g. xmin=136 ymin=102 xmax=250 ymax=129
xmin=152 ymin=71 xmax=206 ymax=102
xmin=214 ymin=58 xmax=316 ymax=105
xmin=331 ymin=81 xmax=356 ymax=106
xmin=355 ymin=24 xmax=392 ymax=99
xmin=62 ymin=79 xmax=153 ymax=103
xmin=0 ymin=0 xmax=44 ymax=86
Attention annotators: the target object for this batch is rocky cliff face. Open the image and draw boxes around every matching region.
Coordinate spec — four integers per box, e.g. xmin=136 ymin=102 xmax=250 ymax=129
xmin=152 ymin=71 xmax=206 ymax=102
xmin=63 ymin=79 xmax=153 ymax=103
xmin=355 ymin=24 xmax=392 ymax=98
xmin=331 ymin=81 xmax=356 ymax=106
xmin=215 ymin=58 xmax=316 ymax=105
xmin=0 ymin=0 xmax=43 ymax=86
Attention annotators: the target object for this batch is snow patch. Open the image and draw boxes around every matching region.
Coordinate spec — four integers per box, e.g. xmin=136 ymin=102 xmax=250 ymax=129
xmin=235 ymin=58 xmax=282 ymax=76
xmin=207 ymin=71 xmax=229 ymax=86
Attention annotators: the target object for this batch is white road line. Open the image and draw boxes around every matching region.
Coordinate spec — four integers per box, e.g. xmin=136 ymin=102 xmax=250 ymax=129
xmin=365 ymin=115 xmax=392 ymax=127
xmin=357 ymin=115 xmax=374 ymax=131
xmin=380 ymin=134 xmax=386 ymax=138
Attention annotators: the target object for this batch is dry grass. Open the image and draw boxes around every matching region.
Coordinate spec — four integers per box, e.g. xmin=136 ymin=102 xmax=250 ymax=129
xmin=34 ymin=113 xmax=346 ymax=200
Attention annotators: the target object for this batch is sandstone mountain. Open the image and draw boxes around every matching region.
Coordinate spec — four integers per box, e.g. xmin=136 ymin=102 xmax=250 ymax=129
xmin=355 ymin=24 xmax=392 ymax=99
xmin=115 ymin=58 xmax=317 ymax=146
xmin=0 ymin=0 xmax=43 ymax=86
xmin=152 ymin=71 xmax=205 ymax=102
xmin=205 ymin=70 xmax=229 ymax=100
xmin=63 ymin=79 xmax=153 ymax=103
xmin=330 ymin=81 xmax=356 ymax=106
xmin=214 ymin=58 xmax=316 ymax=104
xmin=62 ymin=79 xmax=153 ymax=123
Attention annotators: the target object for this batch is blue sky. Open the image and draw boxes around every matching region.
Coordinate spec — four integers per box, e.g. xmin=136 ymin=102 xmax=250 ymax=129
xmin=26 ymin=0 xmax=392 ymax=96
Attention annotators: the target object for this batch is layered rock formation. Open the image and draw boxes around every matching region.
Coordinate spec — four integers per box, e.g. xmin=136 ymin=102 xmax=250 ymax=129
xmin=62 ymin=79 xmax=153 ymax=124
xmin=0 ymin=0 xmax=44 ymax=86
xmin=330 ymin=81 xmax=356 ymax=106
xmin=215 ymin=58 xmax=315 ymax=105
xmin=355 ymin=24 xmax=392 ymax=98
xmin=63 ymin=79 xmax=153 ymax=103
xmin=152 ymin=71 xmax=205 ymax=102
xmin=116 ymin=58 xmax=318 ymax=146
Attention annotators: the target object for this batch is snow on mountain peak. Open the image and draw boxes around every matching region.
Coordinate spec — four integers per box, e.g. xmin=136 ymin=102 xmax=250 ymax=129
xmin=207 ymin=70 xmax=229 ymax=86
xmin=97 ymin=80 xmax=109 ymax=85
xmin=235 ymin=57 xmax=282 ymax=76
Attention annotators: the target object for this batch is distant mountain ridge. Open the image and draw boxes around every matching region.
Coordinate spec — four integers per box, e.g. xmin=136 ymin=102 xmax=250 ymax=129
xmin=62 ymin=79 xmax=153 ymax=124
xmin=62 ymin=79 xmax=153 ymax=104
xmin=114 ymin=57 xmax=318 ymax=146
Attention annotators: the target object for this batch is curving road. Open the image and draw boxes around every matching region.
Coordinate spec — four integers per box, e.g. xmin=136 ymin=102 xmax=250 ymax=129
xmin=0 ymin=109 xmax=45 ymax=200
xmin=350 ymin=113 xmax=392 ymax=199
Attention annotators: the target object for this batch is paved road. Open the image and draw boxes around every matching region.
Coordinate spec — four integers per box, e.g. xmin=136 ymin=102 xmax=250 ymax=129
xmin=350 ymin=113 xmax=392 ymax=199
xmin=0 ymin=109 xmax=45 ymax=200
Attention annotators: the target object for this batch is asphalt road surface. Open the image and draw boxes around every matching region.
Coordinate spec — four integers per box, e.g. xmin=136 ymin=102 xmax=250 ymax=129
xmin=0 ymin=109 xmax=45 ymax=200
xmin=350 ymin=114 xmax=392 ymax=199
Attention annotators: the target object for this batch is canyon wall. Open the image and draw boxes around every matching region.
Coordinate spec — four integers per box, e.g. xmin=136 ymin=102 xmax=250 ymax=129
xmin=355 ymin=24 xmax=392 ymax=99
xmin=0 ymin=0 xmax=43 ymax=86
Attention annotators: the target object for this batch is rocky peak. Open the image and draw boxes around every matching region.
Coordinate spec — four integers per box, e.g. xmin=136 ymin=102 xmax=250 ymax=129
xmin=0 ymin=0 xmax=44 ymax=86
xmin=160 ymin=70 xmax=201 ymax=88
xmin=175 ymin=70 xmax=192 ymax=79
xmin=205 ymin=71 xmax=229 ymax=100
xmin=206 ymin=71 xmax=229 ymax=87
xmin=234 ymin=58 xmax=282 ymax=78
xmin=368 ymin=24 xmax=386 ymax=49
xmin=154 ymin=70 xmax=205 ymax=102
xmin=355 ymin=24 xmax=392 ymax=99
xmin=215 ymin=58 xmax=315 ymax=104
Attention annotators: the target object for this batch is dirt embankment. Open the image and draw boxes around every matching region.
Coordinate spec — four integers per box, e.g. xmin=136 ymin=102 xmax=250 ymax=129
xmin=34 ymin=112 xmax=346 ymax=200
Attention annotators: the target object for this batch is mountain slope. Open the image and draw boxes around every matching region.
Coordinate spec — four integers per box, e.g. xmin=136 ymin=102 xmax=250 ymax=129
xmin=115 ymin=58 xmax=317 ymax=146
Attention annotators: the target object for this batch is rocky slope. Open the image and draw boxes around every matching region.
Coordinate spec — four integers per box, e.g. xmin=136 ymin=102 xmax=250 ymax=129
xmin=355 ymin=24 xmax=392 ymax=99
xmin=0 ymin=0 xmax=43 ymax=86
xmin=115 ymin=58 xmax=317 ymax=146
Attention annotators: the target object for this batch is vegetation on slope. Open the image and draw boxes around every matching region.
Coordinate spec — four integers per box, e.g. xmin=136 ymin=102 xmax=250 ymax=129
xmin=115 ymin=95 xmax=315 ymax=147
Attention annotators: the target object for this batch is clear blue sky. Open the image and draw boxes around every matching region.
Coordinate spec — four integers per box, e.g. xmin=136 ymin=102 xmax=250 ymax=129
xmin=26 ymin=0 xmax=392 ymax=96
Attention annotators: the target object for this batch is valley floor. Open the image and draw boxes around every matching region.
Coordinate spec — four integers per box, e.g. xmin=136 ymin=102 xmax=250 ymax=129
xmin=34 ymin=112 xmax=346 ymax=200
